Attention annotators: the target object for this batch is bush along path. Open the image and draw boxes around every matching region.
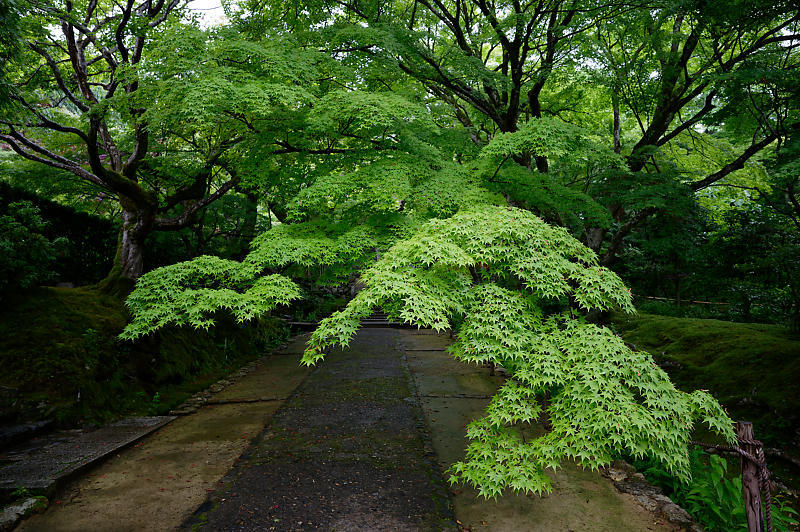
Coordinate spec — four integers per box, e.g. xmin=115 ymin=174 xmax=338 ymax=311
xmin=186 ymin=327 xmax=456 ymax=531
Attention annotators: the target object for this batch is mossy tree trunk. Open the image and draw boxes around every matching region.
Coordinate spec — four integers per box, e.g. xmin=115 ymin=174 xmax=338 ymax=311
xmin=234 ymin=191 xmax=259 ymax=259
xmin=97 ymin=201 xmax=155 ymax=297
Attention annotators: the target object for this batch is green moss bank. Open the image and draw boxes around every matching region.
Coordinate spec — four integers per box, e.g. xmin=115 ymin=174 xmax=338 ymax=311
xmin=612 ymin=312 xmax=800 ymax=445
xmin=0 ymin=286 xmax=288 ymax=427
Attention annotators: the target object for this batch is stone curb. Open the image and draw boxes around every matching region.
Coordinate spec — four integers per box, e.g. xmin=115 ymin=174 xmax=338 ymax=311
xmin=0 ymin=496 xmax=47 ymax=531
xmin=601 ymin=460 xmax=703 ymax=531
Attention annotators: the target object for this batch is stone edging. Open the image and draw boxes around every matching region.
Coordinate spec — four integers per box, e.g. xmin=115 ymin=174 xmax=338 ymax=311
xmin=601 ymin=460 xmax=703 ymax=531
xmin=169 ymin=335 xmax=306 ymax=415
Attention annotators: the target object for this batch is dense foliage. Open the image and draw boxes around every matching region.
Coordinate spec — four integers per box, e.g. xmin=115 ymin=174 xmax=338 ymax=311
xmin=0 ymin=200 xmax=62 ymax=295
xmin=0 ymin=182 xmax=117 ymax=285
xmin=635 ymin=450 xmax=799 ymax=531
xmin=4 ymin=0 xmax=799 ymax=505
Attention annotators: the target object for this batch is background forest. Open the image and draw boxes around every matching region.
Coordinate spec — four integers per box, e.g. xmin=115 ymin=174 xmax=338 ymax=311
xmin=1 ymin=0 xmax=799 ymax=528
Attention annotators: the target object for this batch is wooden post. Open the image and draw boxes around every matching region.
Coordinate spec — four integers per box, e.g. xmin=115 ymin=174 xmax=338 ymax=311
xmin=738 ymin=421 xmax=764 ymax=532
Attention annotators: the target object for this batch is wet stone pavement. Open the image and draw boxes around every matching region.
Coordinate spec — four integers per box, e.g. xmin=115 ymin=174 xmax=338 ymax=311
xmin=187 ymin=328 xmax=457 ymax=531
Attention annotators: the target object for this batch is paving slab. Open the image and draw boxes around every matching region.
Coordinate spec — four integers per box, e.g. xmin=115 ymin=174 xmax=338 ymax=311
xmin=399 ymin=333 xmax=453 ymax=351
xmin=274 ymin=332 xmax=313 ymax=355
xmin=413 ymin=374 xmax=503 ymax=398
xmin=0 ymin=417 xmax=174 ymax=495
xmin=209 ymin=354 xmax=308 ymax=403
xmin=405 ymin=350 xmax=476 ymax=375
xmin=187 ymin=328 xmax=457 ymax=531
xmin=17 ymin=404 xmax=282 ymax=532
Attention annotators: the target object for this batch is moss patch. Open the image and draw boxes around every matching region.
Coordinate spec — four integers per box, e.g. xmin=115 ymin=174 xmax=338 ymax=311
xmin=612 ymin=312 xmax=800 ymax=445
xmin=0 ymin=286 xmax=287 ymax=426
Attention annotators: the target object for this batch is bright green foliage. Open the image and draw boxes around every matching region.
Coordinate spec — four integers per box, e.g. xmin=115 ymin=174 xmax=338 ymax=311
xmin=289 ymin=158 xmax=504 ymax=223
xmin=245 ymin=221 xmax=381 ymax=285
xmin=122 ymin=215 xmax=390 ymax=337
xmin=308 ymin=90 xmax=437 ymax=139
xmin=477 ymin=118 xmax=623 ymax=232
xmin=409 ymin=164 xmax=505 ymax=218
xmin=485 ymin=165 xmax=614 ymax=232
xmin=288 ymin=160 xmax=421 ymax=220
xmin=246 ymin=222 xmax=377 ymax=269
xmin=302 ymin=205 xmax=734 ymax=496
xmin=481 ymin=118 xmax=624 ymax=170
xmin=121 ymin=256 xmax=300 ymax=338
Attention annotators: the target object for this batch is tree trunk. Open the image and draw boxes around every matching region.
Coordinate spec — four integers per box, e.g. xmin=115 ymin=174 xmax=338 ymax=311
xmin=97 ymin=201 xmax=153 ymax=295
xmin=585 ymin=227 xmax=605 ymax=253
xmin=737 ymin=421 xmax=765 ymax=532
xmin=235 ymin=192 xmax=259 ymax=258
xmin=790 ymin=307 xmax=799 ymax=334
xmin=612 ymin=92 xmax=621 ymax=154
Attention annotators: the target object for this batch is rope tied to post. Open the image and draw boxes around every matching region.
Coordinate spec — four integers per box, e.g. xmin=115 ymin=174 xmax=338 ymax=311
xmin=691 ymin=435 xmax=773 ymax=532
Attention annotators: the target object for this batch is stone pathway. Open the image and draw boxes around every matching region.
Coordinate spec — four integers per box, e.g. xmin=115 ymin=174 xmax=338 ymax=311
xmin=0 ymin=417 xmax=174 ymax=495
xmin=13 ymin=327 xmax=693 ymax=531
xmin=187 ymin=327 xmax=456 ymax=531
xmin=16 ymin=341 xmax=313 ymax=532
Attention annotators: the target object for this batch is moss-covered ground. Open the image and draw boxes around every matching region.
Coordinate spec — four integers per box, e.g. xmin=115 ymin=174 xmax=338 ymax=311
xmin=611 ymin=312 xmax=800 ymax=446
xmin=0 ymin=287 xmax=288 ymax=427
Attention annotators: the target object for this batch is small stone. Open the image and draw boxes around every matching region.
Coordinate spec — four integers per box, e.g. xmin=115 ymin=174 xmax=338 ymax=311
xmin=607 ymin=468 xmax=628 ymax=482
xmin=0 ymin=497 xmax=48 ymax=531
xmin=661 ymin=502 xmax=693 ymax=525
xmin=652 ymin=493 xmax=672 ymax=505
xmin=633 ymin=495 xmax=657 ymax=512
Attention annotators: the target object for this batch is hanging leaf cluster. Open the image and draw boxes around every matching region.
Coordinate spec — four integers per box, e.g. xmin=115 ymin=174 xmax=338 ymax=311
xmin=302 ymin=205 xmax=734 ymax=496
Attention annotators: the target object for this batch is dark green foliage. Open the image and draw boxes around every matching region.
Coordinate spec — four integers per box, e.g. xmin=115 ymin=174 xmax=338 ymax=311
xmin=620 ymin=203 xmax=800 ymax=329
xmin=0 ymin=182 xmax=117 ymax=286
xmin=143 ymin=192 xmax=268 ymax=269
xmin=0 ymin=287 xmax=287 ymax=426
xmin=0 ymin=0 xmax=21 ymax=106
xmin=0 ymin=200 xmax=62 ymax=295
xmin=634 ymin=449 xmax=799 ymax=532
xmin=703 ymin=208 xmax=800 ymax=329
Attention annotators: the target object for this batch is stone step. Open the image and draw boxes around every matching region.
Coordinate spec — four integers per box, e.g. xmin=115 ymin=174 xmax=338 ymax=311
xmin=0 ymin=416 xmax=175 ymax=499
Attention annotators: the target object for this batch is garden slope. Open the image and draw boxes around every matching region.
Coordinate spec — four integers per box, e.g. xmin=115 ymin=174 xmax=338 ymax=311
xmin=612 ymin=312 xmax=800 ymax=445
xmin=0 ymin=286 xmax=286 ymax=427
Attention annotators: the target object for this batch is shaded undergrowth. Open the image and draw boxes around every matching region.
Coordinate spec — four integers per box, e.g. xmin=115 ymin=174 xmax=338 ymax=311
xmin=612 ymin=312 xmax=800 ymax=447
xmin=0 ymin=286 xmax=288 ymax=427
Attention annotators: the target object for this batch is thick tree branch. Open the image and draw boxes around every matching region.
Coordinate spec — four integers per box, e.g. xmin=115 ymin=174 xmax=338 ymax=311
xmin=690 ymin=133 xmax=779 ymax=191
xmin=155 ymin=174 xmax=241 ymax=231
xmin=0 ymin=132 xmax=103 ymax=186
